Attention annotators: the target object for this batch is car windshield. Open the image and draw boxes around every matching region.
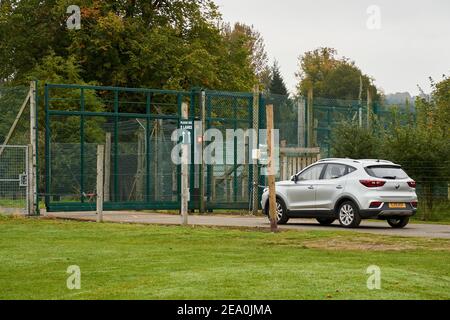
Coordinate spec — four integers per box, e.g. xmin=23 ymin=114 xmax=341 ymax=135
xmin=364 ymin=165 xmax=408 ymax=179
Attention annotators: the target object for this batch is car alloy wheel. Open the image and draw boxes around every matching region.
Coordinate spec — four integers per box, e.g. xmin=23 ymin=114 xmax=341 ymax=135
xmin=338 ymin=201 xmax=361 ymax=228
xmin=276 ymin=201 xmax=283 ymax=222
xmin=339 ymin=204 xmax=354 ymax=226
xmin=267 ymin=198 xmax=289 ymax=225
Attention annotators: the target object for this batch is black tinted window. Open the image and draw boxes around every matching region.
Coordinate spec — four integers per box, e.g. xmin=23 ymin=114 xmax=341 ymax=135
xmin=365 ymin=165 xmax=408 ymax=179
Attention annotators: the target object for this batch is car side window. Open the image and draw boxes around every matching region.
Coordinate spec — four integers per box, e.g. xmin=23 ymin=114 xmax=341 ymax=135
xmin=298 ymin=164 xmax=324 ymax=181
xmin=322 ymin=164 xmax=347 ymax=180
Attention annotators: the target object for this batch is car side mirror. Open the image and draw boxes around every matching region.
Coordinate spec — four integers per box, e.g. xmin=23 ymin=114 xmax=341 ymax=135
xmin=291 ymin=175 xmax=299 ymax=183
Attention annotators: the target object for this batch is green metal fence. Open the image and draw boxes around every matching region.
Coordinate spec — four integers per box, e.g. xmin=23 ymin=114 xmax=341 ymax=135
xmin=42 ymin=83 xmax=447 ymax=214
xmin=44 ymin=83 xmax=264 ymax=212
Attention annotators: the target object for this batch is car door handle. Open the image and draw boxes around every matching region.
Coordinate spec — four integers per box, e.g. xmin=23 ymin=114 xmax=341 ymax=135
xmin=308 ymin=185 xmax=314 ymax=190
xmin=336 ymin=185 xmax=343 ymax=189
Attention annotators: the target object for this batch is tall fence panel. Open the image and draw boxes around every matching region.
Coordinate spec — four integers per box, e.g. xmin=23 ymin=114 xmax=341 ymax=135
xmin=202 ymin=90 xmax=255 ymax=209
xmin=44 ymin=83 xmax=188 ymax=212
xmin=44 ymin=84 xmax=264 ymax=212
xmin=0 ymin=145 xmax=28 ymax=211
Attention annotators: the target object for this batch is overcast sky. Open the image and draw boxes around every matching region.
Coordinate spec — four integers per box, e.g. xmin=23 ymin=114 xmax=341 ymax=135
xmin=214 ymin=0 xmax=450 ymax=95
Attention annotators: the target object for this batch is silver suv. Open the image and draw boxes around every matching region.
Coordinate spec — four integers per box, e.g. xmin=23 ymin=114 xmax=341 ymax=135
xmin=261 ymin=158 xmax=418 ymax=228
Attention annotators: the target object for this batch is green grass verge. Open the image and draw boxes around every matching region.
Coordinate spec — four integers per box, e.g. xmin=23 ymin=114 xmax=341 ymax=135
xmin=0 ymin=215 xmax=449 ymax=300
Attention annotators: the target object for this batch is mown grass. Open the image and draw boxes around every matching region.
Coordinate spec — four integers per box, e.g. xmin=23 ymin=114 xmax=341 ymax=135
xmin=0 ymin=215 xmax=449 ymax=300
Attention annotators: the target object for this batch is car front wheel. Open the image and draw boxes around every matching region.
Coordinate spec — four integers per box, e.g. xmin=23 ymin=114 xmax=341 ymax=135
xmin=338 ymin=201 xmax=361 ymax=228
xmin=266 ymin=198 xmax=289 ymax=225
xmin=387 ymin=217 xmax=409 ymax=228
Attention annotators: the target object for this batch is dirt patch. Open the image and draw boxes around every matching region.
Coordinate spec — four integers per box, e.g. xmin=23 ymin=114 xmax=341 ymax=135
xmin=304 ymin=237 xmax=418 ymax=251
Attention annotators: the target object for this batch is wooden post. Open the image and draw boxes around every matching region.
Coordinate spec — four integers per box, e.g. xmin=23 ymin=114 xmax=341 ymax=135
xmin=181 ymin=102 xmax=189 ymax=225
xmin=307 ymin=87 xmax=314 ymax=147
xmin=104 ymin=132 xmax=111 ymax=202
xmin=96 ymin=145 xmax=105 ymax=222
xmin=266 ymin=104 xmax=278 ymax=232
xmin=297 ymin=97 xmax=305 ymax=147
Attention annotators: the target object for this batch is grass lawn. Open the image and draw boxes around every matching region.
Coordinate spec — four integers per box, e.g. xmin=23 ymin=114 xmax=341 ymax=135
xmin=0 ymin=215 xmax=449 ymax=300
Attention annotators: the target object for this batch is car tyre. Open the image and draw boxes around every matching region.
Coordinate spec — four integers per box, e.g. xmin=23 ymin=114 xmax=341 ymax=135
xmin=316 ymin=218 xmax=335 ymax=226
xmin=387 ymin=217 xmax=409 ymax=228
xmin=338 ymin=201 xmax=361 ymax=228
xmin=266 ymin=198 xmax=289 ymax=225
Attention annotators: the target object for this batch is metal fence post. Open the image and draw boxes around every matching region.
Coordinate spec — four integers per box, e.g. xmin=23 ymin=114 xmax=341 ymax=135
xmin=96 ymin=145 xmax=105 ymax=222
xmin=181 ymin=102 xmax=189 ymax=225
xmin=251 ymin=87 xmax=259 ymax=214
xmin=29 ymin=81 xmax=37 ymax=215
xmin=199 ymin=90 xmax=206 ymax=213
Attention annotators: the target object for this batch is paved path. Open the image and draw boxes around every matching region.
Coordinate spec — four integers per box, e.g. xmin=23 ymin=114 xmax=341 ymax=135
xmin=44 ymin=211 xmax=450 ymax=239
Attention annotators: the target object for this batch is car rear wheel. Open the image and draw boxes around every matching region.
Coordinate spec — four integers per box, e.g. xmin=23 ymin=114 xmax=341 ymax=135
xmin=387 ymin=217 xmax=409 ymax=228
xmin=338 ymin=201 xmax=361 ymax=228
xmin=316 ymin=218 xmax=335 ymax=226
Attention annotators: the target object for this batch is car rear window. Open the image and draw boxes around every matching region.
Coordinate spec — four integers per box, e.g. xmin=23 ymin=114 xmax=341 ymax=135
xmin=365 ymin=165 xmax=408 ymax=179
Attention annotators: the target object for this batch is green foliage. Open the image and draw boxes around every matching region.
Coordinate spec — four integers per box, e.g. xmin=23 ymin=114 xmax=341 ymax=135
xmin=0 ymin=0 xmax=262 ymax=92
xmin=330 ymin=121 xmax=381 ymax=159
xmin=296 ymin=47 xmax=379 ymax=101
xmin=269 ymin=61 xmax=288 ymax=96
xmin=0 ymin=86 xmax=30 ymax=144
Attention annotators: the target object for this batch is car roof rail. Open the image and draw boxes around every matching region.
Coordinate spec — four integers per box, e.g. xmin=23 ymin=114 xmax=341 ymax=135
xmin=317 ymin=158 xmax=354 ymax=162
xmin=358 ymin=159 xmax=393 ymax=164
xmin=317 ymin=158 xmax=341 ymax=162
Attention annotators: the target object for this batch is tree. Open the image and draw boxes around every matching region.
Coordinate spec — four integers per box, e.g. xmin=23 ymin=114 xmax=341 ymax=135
xmin=330 ymin=121 xmax=381 ymax=159
xmin=296 ymin=47 xmax=379 ymax=101
xmin=227 ymin=23 xmax=269 ymax=89
xmin=0 ymin=0 xmax=260 ymax=93
xmin=269 ymin=61 xmax=288 ymax=96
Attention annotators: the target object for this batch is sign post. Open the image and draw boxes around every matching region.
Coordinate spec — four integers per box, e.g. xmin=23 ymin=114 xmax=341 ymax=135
xmin=180 ymin=104 xmax=191 ymax=225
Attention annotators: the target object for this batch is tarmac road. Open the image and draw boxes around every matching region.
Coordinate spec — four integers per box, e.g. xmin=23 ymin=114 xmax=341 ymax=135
xmin=44 ymin=211 xmax=450 ymax=239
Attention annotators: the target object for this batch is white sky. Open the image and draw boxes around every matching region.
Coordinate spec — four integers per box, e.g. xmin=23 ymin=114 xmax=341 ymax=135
xmin=214 ymin=0 xmax=450 ymax=95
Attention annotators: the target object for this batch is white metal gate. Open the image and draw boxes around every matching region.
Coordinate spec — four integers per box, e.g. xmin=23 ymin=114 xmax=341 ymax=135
xmin=0 ymin=145 xmax=29 ymax=212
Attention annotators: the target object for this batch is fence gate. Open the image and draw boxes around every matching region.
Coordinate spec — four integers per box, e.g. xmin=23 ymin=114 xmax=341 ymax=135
xmin=0 ymin=145 xmax=29 ymax=212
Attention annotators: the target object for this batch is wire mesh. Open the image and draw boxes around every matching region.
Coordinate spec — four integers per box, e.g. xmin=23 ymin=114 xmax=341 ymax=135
xmin=0 ymin=145 xmax=28 ymax=209
xmin=0 ymin=85 xmax=30 ymax=145
xmin=204 ymin=91 xmax=254 ymax=208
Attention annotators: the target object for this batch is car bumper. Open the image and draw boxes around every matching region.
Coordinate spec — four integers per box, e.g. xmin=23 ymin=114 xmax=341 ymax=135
xmin=360 ymin=204 xmax=417 ymax=219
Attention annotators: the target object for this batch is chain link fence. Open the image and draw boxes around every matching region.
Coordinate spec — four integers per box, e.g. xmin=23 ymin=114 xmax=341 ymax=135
xmin=0 ymin=85 xmax=31 ymax=212
xmin=0 ymin=145 xmax=28 ymax=210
